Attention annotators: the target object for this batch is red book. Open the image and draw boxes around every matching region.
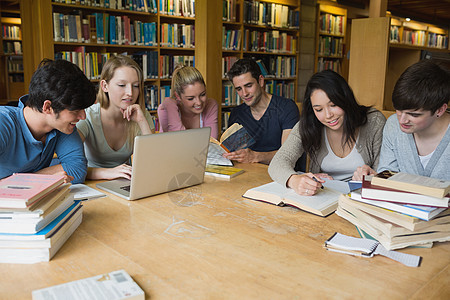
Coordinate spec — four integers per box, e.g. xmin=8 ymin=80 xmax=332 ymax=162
xmin=0 ymin=174 xmax=65 ymax=209
xmin=361 ymin=176 xmax=449 ymax=208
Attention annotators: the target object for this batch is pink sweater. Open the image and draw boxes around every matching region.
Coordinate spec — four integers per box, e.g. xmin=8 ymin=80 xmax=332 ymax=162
xmin=157 ymin=97 xmax=219 ymax=139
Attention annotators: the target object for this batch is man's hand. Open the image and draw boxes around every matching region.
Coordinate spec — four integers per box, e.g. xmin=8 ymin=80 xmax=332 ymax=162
xmin=223 ymin=148 xmax=257 ymax=163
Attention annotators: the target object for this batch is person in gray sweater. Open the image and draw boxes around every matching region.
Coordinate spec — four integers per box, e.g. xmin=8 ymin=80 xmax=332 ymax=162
xmin=268 ymin=70 xmax=386 ymax=196
xmin=376 ymin=60 xmax=450 ymax=180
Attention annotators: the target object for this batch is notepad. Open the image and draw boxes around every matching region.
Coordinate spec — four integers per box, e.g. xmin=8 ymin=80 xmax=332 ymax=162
xmin=325 ymin=233 xmax=422 ymax=267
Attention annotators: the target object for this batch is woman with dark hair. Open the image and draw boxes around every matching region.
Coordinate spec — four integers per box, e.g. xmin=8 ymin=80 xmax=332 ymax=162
xmin=268 ymin=70 xmax=386 ymax=196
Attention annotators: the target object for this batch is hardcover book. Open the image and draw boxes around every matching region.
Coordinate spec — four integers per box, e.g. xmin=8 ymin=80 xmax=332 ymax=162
xmin=361 ymin=176 xmax=449 ymax=208
xmin=371 ymin=171 xmax=450 ymax=198
xmin=0 ymin=174 xmax=65 ymax=209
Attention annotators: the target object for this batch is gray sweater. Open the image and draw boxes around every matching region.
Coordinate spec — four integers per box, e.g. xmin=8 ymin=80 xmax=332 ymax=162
xmin=378 ymin=114 xmax=450 ymax=180
xmin=268 ymin=109 xmax=386 ymax=186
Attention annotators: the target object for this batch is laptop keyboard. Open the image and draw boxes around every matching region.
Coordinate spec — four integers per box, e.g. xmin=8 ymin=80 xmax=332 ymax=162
xmin=120 ymin=185 xmax=131 ymax=192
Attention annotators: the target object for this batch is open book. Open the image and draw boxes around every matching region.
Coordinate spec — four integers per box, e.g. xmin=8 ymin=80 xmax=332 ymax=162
xmin=207 ymin=123 xmax=255 ymax=166
xmin=243 ymin=181 xmax=342 ymax=217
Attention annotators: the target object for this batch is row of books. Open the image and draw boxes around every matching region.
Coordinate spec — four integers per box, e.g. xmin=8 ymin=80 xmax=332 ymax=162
xmin=317 ymin=57 xmax=341 ymax=73
xmin=160 ymin=23 xmax=195 ymax=48
xmin=53 ymin=0 xmax=158 ymax=13
xmin=221 ymin=111 xmax=231 ymax=133
xmin=243 ymin=0 xmax=299 ymax=29
xmin=243 ymin=30 xmax=297 ymax=54
xmin=390 ymin=25 xmax=448 ymax=49
xmin=1 ymin=25 xmax=21 ymax=40
xmin=7 ymin=56 xmax=23 ymax=72
xmin=144 ymin=85 xmax=159 ymax=110
xmin=3 ymin=41 xmax=22 ymax=55
xmin=318 ymin=36 xmax=344 ymax=57
xmin=0 ymin=174 xmax=83 ymax=264
xmin=159 ymin=0 xmax=195 ymax=17
xmin=55 ymin=49 xmax=113 ymax=79
xmin=337 ymin=172 xmax=450 ymax=250
xmin=265 ymin=80 xmax=295 ymax=100
xmin=223 ymin=83 xmax=241 ymax=106
xmin=159 ymin=54 xmax=194 ymax=78
xmin=222 ymin=28 xmax=241 ymax=51
xmin=222 ymin=0 xmax=238 ymax=22
xmin=222 ymin=56 xmax=238 ymax=78
xmin=319 ymin=13 xmax=345 ymax=35
xmin=255 ymin=56 xmax=297 ymax=78
xmin=53 ymin=12 xmax=158 ymax=46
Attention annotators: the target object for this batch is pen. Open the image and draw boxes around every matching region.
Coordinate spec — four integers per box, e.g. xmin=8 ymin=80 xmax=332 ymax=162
xmin=312 ymin=176 xmax=324 ymax=189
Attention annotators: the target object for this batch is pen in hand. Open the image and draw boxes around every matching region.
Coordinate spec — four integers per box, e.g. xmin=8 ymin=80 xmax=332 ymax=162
xmin=312 ymin=176 xmax=324 ymax=189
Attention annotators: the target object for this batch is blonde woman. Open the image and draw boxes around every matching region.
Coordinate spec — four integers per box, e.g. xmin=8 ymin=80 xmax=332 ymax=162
xmin=77 ymin=55 xmax=155 ymax=180
xmin=157 ymin=65 xmax=218 ymax=139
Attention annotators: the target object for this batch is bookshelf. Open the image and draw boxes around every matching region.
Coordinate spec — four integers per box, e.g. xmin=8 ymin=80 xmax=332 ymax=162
xmin=314 ymin=2 xmax=346 ymax=75
xmin=348 ymin=17 xmax=449 ymax=117
xmin=220 ymin=0 xmax=300 ymax=133
xmin=0 ymin=9 xmax=25 ymax=103
xmin=21 ymin=0 xmax=197 ymax=115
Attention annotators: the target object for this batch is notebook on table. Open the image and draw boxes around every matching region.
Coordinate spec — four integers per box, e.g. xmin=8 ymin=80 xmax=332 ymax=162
xmin=96 ymin=127 xmax=211 ymax=200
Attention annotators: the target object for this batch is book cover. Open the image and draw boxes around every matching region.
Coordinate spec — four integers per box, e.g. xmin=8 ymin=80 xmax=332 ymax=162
xmin=212 ymin=123 xmax=256 ymax=153
xmin=32 ymin=269 xmax=144 ymax=300
xmin=0 ymin=174 xmax=65 ymax=209
xmin=243 ymin=181 xmax=340 ymax=217
xmin=205 ymin=165 xmax=244 ymax=180
xmin=361 ymin=176 xmax=449 ymax=208
xmin=371 ymin=171 xmax=450 ymax=198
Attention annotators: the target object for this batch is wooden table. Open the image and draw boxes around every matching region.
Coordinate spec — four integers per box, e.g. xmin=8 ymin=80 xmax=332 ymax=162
xmin=1 ymin=163 xmax=449 ymax=299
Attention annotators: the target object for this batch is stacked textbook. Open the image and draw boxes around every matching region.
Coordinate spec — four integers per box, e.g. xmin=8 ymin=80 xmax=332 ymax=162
xmin=337 ymin=171 xmax=450 ymax=250
xmin=0 ymin=173 xmax=83 ymax=264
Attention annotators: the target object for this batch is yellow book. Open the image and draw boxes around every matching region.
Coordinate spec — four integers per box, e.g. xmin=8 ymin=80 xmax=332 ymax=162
xmin=205 ymin=165 xmax=244 ymax=180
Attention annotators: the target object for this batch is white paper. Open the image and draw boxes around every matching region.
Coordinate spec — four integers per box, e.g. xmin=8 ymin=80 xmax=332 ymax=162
xmin=70 ymin=184 xmax=106 ymax=201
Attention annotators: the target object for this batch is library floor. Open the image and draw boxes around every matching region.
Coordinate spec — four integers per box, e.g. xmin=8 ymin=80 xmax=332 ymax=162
xmin=1 ymin=163 xmax=449 ymax=299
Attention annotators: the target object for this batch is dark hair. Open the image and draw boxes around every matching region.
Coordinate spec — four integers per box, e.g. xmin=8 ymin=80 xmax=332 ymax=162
xmin=300 ymin=70 xmax=370 ymax=164
xmin=392 ymin=60 xmax=450 ymax=113
xmin=27 ymin=59 xmax=96 ymax=113
xmin=227 ymin=58 xmax=262 ymax=82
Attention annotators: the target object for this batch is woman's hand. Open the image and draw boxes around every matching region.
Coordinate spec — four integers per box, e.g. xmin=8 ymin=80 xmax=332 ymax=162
xmin=88 ymin=164 xmax=133 ymax=180
xmin=121 ymin=104 xmax=152 ymax=135
xmin=352 ymin=165 xmax=376 ymax=181
xmin=287 ymin=173 xmax=327 ymax=196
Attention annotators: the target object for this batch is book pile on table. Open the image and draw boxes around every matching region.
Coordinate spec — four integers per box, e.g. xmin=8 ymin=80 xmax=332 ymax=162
xmin=336 ymin=171 xmax=450 ymax=250
xmin=0 ymin=173 xmax=83 ymax=264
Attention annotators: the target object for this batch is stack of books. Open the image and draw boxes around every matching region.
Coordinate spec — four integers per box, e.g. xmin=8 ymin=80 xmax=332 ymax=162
xmin=336 ymin=172 xmax=450 ymax=250
xmin=0 ymin=173 xmax=83 ymax=264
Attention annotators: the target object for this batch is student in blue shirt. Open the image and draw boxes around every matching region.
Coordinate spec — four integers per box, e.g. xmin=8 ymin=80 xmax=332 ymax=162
xmin=224 ymin=58 xmax=299 ymax=164
xmin=0 ymin=59 xmax=96 ymax=183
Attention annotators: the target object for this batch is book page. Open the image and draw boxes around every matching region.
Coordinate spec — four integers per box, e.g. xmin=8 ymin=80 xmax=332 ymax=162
xmin=284 ymin=187 xmax=340 ymax=212
xmin=207 ymin=143 xmax=233 ymax=166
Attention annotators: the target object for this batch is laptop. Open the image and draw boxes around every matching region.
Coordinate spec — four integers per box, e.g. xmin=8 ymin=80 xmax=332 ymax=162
xmin=96 ymin=127 xmax=211 ymax=200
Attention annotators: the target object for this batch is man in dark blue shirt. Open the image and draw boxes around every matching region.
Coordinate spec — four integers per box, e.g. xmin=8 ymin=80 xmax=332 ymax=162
xmin=224 ymin=58 xmax=299 ymax=164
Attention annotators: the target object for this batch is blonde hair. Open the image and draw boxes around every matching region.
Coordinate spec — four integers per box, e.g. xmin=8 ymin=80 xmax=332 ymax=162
xmin=97 ymin=54 xmax=146 ymax=147
xmin=171 ymin=65 xmax=206 ymax=99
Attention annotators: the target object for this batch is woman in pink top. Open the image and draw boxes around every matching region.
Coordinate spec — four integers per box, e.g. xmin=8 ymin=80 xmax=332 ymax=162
xmin=157 ymin=65 xmax=219 ymax=139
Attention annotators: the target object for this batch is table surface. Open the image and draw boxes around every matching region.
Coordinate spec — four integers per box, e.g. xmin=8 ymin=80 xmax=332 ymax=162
xmin=1 ymin=163 xmax=449 ymax=299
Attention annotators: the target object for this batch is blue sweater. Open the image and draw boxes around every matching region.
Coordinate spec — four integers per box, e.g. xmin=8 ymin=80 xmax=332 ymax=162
xmin=0 ymin=96 xmax=87 ymax=183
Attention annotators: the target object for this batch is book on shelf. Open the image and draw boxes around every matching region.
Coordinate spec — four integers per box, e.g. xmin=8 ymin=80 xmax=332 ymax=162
xmin=0 ymin=173 xmax=65 ymax=209
xmin=205 ymin=165 xmax=244 ymax=180
xmin=337 ymin=195 xmax=450 ymax=250
xmin=361 ymin=175 xmax=449 ymax=208
xmin=351 ymin=189 xmax=446 ymax=222
xmin=371 ymin=171 xmax=450 ymax=199
xmin=243 ymin=181 xmax=341 ymax=217
xmin=32 ymin=269 xmax=144 ymax=300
